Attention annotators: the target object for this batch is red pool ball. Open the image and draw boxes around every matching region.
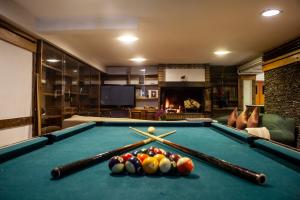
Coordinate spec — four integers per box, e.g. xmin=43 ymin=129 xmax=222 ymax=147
xmin=153 ymin=148 xmax=162 ymax=154
xmin=176 ymin=157 xmax=194 ymax=176
xmin=121 ymin=153 xmax=133 ymax=162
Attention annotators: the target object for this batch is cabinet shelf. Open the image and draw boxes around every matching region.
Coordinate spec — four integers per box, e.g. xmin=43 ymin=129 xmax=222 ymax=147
xmin=42 ymin=115 xmax=61 ymax=119
xmin=136 ymin=97 xmax=158 ymax=101
xmin=42 ymin=63 xmax=62 ymax=72
xmin=42 ymin=92 xmax=62 ymax=96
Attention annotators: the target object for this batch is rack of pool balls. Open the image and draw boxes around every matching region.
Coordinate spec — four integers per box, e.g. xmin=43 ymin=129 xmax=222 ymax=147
xmin=108 ymin=146 xmax=194 ymax=176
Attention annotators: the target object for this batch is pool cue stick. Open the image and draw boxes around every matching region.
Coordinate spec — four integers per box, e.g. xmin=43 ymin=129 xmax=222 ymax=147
xmin=129 ymin=127 xmax=266 ymax=184
xmin=51 ymin=130 xmax=176 ymax=179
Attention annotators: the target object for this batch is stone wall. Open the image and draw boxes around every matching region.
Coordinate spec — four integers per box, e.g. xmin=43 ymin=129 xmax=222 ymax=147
xmin=264 ymin=62 xmax=300 ymax=126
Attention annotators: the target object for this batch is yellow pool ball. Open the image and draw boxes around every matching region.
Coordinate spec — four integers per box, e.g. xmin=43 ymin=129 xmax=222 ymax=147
xmin=147 ymin=126 xmax=156 ymax=134
xmin=154 ymin=154 xmax=165 ymax=163
xmin=142 ymin=157 xmax=159 ymax=174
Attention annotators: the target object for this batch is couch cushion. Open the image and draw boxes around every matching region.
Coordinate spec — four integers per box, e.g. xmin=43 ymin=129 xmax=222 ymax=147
xmin=269 ymin=129 xmax=295 ymax=146
xmin=262 ymin=114 xmax=296 ymax=132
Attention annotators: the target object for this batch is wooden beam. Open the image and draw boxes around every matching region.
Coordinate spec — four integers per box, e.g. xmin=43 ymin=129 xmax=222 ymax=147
xmin=0 ymin=117 xmax=32 ymax=130
xmin=263 ymin=52 xmax=300 ymax=72
xmin=0 ymin=27 xmax=36 ymax=52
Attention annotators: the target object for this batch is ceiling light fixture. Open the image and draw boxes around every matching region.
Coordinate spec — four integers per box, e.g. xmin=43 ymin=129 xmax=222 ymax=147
xmin=214 ymin=50 xmax=231 ymax=56
xmin=46 ymin=59 xmax=60 ymax=63
xmin=130 ymin=57 xmax=146 ymax=63
xmin=140 ymin=69 xmax=146 ymax=72
xmin=262 ymin=9 xmax=281 ymax=17
xmin=117 ymin=35 xmax=139 ymax=44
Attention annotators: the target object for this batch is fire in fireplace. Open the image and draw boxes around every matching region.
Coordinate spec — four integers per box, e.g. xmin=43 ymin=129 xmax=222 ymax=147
xmin=160 ymin=87 xmax=204 ymax=113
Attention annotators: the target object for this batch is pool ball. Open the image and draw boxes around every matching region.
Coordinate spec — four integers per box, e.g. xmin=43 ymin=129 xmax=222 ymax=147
xmin=121 ymin=153 xmax=133 ymax=162
xmin=147 ymin=126 xmax=156 ymax=134
xmin=142 ymin=157 xmax=159 ymax=174
xmin=159 ymin=157 xmax=172 ymax=174
xmin=163 ymin=151 xmax=172 ymax=158
xmin=139 ymin=148 xmax=148 ymax=154
xmin=132 ymin=150 xmax=140 ymax=156
xmin=108 ymin=156 xmax=125 ymax=174
xmin=147 ymin=151 xmax=156 ymax=157
xmin=153 ymin=154 xmax=165 ymax=163
xmin=169 ymin=154 xmax=182 ymax=162
xmin=159 ymin=148 xmax=166 ymax=155
xmin=137 ymin=153 xmax=149 ymax=163
xmin=125 ymin=157 xmax=143 ymax=174
xmin=169 ymin=160 xmax=177 ymax=174
xmin=176 ymin=157 xmax=194 ymax=176
xmin=153 ymin=148 xmax=162 ymax=154
xmin=147 ymin=146 xmax=155 ymax=152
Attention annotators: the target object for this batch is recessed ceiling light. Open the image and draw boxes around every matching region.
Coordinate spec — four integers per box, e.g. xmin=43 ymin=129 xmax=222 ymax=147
xmin=262 ymin=9 xmax=281 ymax=17
xmin=46 ymin=59 xmax=60 ymax=63
xmin=130 ymin=57 xmax=146 ymax=63
xmin=214 ymin=50 xmax=231 ymax=56
xmin=117 ymin=35 xmax=139 ymax=44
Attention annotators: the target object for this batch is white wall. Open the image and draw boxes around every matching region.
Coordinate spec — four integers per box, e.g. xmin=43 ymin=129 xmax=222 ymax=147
xmin=0 ymin=40 xmax=33 ymax=147
xmin=243 ymin=80 xmax=252 ymax=108
xmin=165 ymin=68 xmax=205 ymax=82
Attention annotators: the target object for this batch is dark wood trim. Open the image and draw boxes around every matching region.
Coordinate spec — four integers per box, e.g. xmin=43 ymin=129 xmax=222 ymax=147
xmin=0 ymin=27 xmax=36 ymax=52
xmin=0 ymin=18 xmax=37 ymax=43
xmin=0 ymin=117 xmax=33 ymax=130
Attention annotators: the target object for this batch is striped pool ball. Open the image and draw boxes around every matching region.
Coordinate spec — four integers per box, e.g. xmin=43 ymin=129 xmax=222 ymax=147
xmin=108 ymin=156 xmax=125 ymax=174
xmin=177 ymin=157 xmax=194 ymax=176
xmin=125 ymin=157 xmax=143 ymax=174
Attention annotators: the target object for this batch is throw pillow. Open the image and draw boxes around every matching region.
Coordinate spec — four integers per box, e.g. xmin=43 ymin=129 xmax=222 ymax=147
xmin=236 ymin=108 xmax=248 ymax=130
xmin=227 ymin=107 xmax=238 ymax=127
xmin=247 ymin=107 xmax=259 ymax=128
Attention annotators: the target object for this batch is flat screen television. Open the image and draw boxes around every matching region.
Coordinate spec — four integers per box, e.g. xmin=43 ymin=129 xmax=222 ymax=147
xmin=100 ymin=85 xmax=135 ymax=107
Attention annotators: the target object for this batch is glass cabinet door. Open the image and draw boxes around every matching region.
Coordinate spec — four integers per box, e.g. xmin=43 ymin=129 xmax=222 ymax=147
xmin=89 ymin=67 xmax=100 ymax=116
xmin=63 ymin=55 xmax=79 ymax=118
xmin=78 ymin=63 xmax=90 ymax=116
xmin=41 ymin=43 xmax=63 ymax=131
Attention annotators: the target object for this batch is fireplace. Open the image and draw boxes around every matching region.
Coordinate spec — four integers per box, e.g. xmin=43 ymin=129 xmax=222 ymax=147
xmin=160 ymin=87 xmax=204 ymax=113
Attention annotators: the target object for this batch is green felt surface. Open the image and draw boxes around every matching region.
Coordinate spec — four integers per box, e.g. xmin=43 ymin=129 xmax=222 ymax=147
xmin=0 ymin=125 xmax=300 ymax=200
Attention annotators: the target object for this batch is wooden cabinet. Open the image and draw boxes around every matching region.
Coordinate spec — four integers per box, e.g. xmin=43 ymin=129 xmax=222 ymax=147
xmin=40 ymin=42 xmax=101 ymax=133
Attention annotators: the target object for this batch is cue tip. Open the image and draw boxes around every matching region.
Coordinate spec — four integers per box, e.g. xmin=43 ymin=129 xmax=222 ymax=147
xmin=51 ymin=167 xmax=61 ymax=179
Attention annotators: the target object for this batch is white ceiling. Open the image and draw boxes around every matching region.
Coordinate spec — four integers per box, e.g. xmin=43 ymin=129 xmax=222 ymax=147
xmin=13 ymin=0 xmax=300 ymax=67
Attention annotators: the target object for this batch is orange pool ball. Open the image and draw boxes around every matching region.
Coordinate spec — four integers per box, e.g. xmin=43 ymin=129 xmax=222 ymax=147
xmin=137 ymin=153 xmax=149 ymax=163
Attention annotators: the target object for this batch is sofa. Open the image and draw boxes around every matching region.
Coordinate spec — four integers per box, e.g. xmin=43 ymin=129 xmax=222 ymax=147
xmin=214 ymin=113 xmax=296 ymax=146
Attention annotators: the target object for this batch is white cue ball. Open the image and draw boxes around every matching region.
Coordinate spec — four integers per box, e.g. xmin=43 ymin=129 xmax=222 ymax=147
xmin=147 ymin=126 xmax=156 ymax=134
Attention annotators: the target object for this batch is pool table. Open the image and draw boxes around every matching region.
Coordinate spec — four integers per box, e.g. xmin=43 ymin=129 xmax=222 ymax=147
xmin=0 ymin=121 xmax=299 ymax=200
